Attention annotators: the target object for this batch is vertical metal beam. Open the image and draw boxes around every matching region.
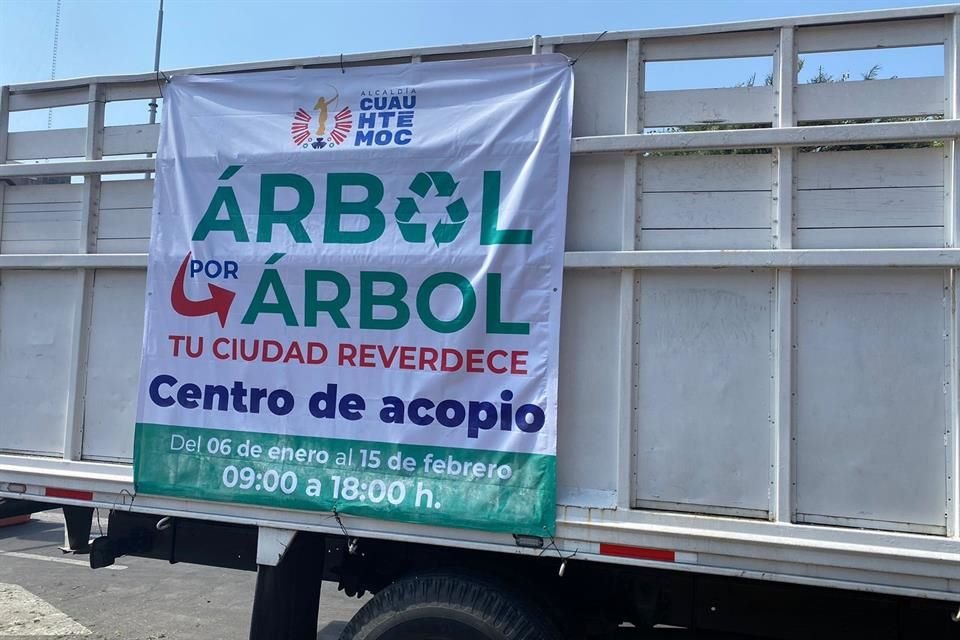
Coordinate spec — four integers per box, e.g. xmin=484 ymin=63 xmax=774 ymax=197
xmin=63 ymin=84 xmax=104 ymax=461
xmin=945 ymin=14 xmax=960 ymax=538
xmin=617 ymin=39 xmax=641 ymax=509
xmin=0 ymin=85 xmax=10 ymax=251
xmin=771 ymin=27 xmax=796 ymax=523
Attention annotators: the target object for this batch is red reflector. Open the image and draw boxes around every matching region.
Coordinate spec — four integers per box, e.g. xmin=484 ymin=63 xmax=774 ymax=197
xmin=599 ymin=543 xmax=675 ymax=562
xmin=44 ymin=488 xmax=93 ymax=501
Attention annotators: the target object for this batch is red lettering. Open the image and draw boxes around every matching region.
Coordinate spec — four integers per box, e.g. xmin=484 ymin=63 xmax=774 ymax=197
xmin=359 ymin=343 xmax=376 ymax=368
xmin=169 ymin=335 xmax=185 ymax=357
xmin=283 ymin=341 xmax=305 ymax=364
xmin=466 ymin=349 xmax=483 ymax=373
xmin=399 ymin=346 xmax=416 ymax=370
xmin=512 ymin=351 xmax=528 ymax=375
xmin=441 ymin=348 xmax=463 ymax=372
xmin=263 ymin=340 xmax=282 ymax=362
xmin=377 ymin=344 xmax=399 ymax=368
xmin=339 ymin=343 xmax=357 ymax=366
xmin=212 ymin=337 xmax=231 ymax=360
xmin=487 ymin=349 xmax=508 ymax=374
xmin=307 ymin=342 xmax=327 ymax=364
xmin=419 ymin=347 xmax=439 ymax=371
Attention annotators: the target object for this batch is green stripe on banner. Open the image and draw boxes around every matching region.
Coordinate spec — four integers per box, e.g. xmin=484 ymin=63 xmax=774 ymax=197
xmin=134 ymin=423 xmax=556 ymax=536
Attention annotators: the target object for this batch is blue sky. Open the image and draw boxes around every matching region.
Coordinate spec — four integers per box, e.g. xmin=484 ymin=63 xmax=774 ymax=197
xmin=0 ymin=0 xmax=951 ymax=130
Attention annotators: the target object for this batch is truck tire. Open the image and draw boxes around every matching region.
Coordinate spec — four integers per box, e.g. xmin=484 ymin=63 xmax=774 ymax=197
xmin=339 ymin=571 xmax=563 ymax=640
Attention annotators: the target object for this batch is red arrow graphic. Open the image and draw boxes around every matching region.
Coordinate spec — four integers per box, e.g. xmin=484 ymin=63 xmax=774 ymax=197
xmin=170 ymin=253 xmax=236 ymax=328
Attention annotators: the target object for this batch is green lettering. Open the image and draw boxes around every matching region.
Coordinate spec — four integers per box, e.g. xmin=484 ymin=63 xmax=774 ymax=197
xmin=257 ymin=173 xmax=314 ymax=243
xmin=360 ymin=272 xmax=409 ymax=330
xmin=480 ymin=171 xmax=532 ymax=245
xmin=324 ymin=173 xmax=385 ymax=244
xmin=416 ymin=272 xmax=476 ymax=334
xmin=486 ymin=273 xmax=529 ymax=335
xmin=192 ymin=186 xmax=249 ymax=242
xmin=242 ymin=269 xmax=298 ymax=326
xmin=304 ymin=270 xmax=351 ymax=328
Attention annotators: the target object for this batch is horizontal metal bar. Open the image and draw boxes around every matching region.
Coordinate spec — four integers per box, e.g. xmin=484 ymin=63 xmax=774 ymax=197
xmin=2 ymin=249 xmax=958 ymax=271
xmin=0 ymin=158 xmax=154 ymax=178
xmin=4 ymin=119 xmax=957 ymax=180
xmin=564 ymin=248 xmax=960 ymax=269
xmin=573 ymin=119 xmax=960 ymax=154
xmin=0 ymin=254 xmax=147 ymax=269
xmin=2 ymin=5 xmax=957 ymax=96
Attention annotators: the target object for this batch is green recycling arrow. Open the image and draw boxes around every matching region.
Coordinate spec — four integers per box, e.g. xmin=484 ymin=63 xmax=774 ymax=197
xmin=395 ymin=172 xmax=469 ymax=246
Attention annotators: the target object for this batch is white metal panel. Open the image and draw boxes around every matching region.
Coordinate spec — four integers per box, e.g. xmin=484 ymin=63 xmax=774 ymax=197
xmin=102 ymin=124 xmax=160 ymax=156
xmin=796 ymin=187 xmax=943 ymax=228
xmin=641 ymin=154 xmax=772 ymax=192
xmin=98 ymin=209 xmax=151 ymax=240
xmin=97 ymin=180 xmax=153 ymax=250
xmin=0 ymin=271 xmax=76 ymax=455
xmin=7 ymin=86 xmax=89 ymax=111
xmin=556 ymin=271 xmax=621 ymax=503
xmin=794 ymin=226 xmax=943 ymax=249
xmin=98 ymin=179 xmax=153 ymax=209
xmin=642 ymin=191 xmax=772 ymax=229
xmin=420 ymin=48 xmax=528 ymax=62
xmin=555 ymin=41 xmax=626 ymax=137
xmin=566 ymin=155 xmax=624 ymax=251
xmin=794 ymin=270 xmax=948 ymax=533
xmin=634 ymin=269 xmax=775 ymax=515
xmin=796 ymin=148 xmax=943 ymax=190
xmin=640 ymin=228 xmax=771 ymax=250
xmin=642 ymin=30 xmax=777 ymax=61
xmin=81 ymin=270 xmax=145 ymax=461
xmin=795 ymin=77 xmax=944 ymax=122
xmin=574 ymin=119 xmax=960 ymax=154
xmin=639 ymin=153 xmax=772 ymax=249
xmin=796 ymin=148 xmax=945 ymax=248
xmin=7 ymin=128 xmax=85 ymax=160
xmin=643 ymin=86 xmax=774 ymax=128
xmin=796 ymin=17 xmax=947 ymax=53
xmin=2 ymin=182 xmax=81 ymax=206
xmin=96 ymin=237 xmax=149 ymax=252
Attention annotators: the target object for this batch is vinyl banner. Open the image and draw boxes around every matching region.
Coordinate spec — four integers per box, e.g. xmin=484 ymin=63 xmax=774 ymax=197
xmin=133 ymin=55 xmax=573 ymax=536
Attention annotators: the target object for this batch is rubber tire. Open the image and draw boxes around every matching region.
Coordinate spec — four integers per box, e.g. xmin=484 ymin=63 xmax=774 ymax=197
xmin=338 ymin=571 xmax=563 ymax=640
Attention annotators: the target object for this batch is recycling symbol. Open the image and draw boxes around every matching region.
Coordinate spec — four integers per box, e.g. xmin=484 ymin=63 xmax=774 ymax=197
xmin=395 ymin=172 xmax=468 ymax=246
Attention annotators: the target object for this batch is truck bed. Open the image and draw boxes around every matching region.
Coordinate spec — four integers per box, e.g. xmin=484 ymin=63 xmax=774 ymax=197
xmin=3 ymin=3 xmax=960 ymax=603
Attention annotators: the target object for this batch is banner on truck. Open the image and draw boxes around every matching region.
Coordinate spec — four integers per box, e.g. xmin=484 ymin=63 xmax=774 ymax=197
xmin=133 ymin=55 xmax=573 ymax=536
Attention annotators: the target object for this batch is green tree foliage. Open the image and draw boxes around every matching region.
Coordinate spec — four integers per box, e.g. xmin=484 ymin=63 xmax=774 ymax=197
xmin=652 ymin=59 xmax=939 ymax=156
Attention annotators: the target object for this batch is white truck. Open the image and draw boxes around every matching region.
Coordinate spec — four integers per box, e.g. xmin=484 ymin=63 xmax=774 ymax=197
xmin=2 ymin=5 xmax=960 ymax=638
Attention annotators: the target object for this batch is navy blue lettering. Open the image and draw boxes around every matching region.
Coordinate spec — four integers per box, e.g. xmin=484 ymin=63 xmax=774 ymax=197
xmin=149 ymin=374 xmax=177 ymax=407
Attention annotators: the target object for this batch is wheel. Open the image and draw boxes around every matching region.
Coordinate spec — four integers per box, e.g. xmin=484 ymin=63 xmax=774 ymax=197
xmin=338 ymin=571 xmax=563 ymax=640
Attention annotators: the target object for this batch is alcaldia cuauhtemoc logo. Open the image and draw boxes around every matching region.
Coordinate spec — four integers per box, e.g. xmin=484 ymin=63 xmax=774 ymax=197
xmin=290 ymin=85 xmax=353 ymax=150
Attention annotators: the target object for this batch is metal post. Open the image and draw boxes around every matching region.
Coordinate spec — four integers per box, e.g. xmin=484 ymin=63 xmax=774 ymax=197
xmin=945 ymin=13 xmax=960 ymax=538
xmin=617 ymin=39 xmax=641 ymax=509
xmin=148 ymin=0 xmax=164 ymax=127
xmin=771 ymin=26 xmax=796 ymax=523
xmin=146 ymin=0 xmax=164 ymax=179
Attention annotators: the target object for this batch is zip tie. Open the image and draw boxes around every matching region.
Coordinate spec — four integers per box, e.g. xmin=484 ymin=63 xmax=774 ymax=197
xmin=570 ymin=30 xmax=608 ymax=67
xmin=112 ymin=488 xmax=136 ymax=512
xmin=538 ymin=531 xmax=577 ymax=577
xmin=332 ymin=508 xmax=358 ymax=554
